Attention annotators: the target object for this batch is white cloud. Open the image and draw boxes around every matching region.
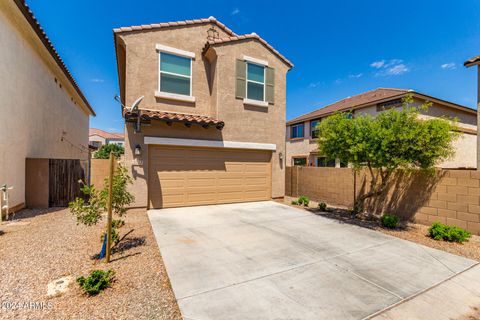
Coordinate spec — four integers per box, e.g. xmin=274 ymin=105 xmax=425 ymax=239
xmin=348 ymin=73 xmax=363 ymax=79
xmin=90 ymin=78 xmax=104 ymax=83
xmin=334 ymin=79 xmax=342 ymax=85
xmin=231 ymin=8 xmax=240 ymax=15
xmin=308 ymin=81 xmax=322 ymax=88
xmin=441 ymin=62 xmax=456 ymax=70
xmin=370 ymin=60 xmax=385 ymax=68
xmin=385 ymin=64 xmax=408 ymax=75
xmin=371 ymin=59 xmax=408 ymax=76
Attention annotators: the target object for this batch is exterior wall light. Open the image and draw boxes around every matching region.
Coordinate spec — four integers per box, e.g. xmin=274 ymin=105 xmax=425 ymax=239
xmin=135 ymin=145 xmax=142 ymax=156
xmin=279 ymin=152 xmax=284 ymax=161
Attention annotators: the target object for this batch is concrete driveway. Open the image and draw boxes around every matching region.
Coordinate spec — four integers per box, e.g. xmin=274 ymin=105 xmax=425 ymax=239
xmin=148 ymin=201 xmax=477 ymax=320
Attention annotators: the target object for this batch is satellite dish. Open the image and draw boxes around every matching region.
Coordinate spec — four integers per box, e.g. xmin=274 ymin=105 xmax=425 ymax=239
xmin=129 ymin=96 xmax=144 ymax=112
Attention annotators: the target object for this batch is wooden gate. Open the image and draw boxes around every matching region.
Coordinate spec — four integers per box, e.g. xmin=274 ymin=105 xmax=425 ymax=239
xmin=48 ymin=159 xmax=87 ymax=207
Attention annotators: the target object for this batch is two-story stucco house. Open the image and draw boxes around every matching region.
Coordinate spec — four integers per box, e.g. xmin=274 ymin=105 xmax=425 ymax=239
xmin=0 ymin=0 xmax=95 ymax=211
xmin=286 ymin=88 xmax=477 ymax=169
xmin=113 ymin=17 xmax=293 ymax=208
xmin=89 ymin=128 xmax=125 ymax=149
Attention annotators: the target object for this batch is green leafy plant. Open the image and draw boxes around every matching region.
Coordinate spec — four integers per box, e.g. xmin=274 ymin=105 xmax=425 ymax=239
xmin=77 ymin=269 xmax=115 ymax=295
xmin=317 ymin=95 xmax=459 ymax=214
xmin=297 ymin=196 xmax=310 ymax=207
xmin=69 ymin=183 xmax=105 ymax=226
xmin=318 ymin=202 xmax=327 ymax=211
xmin=291 ymin=200 xmax=299 ymax=205
xmin=93 ymin=144 xmax=124 ymax=159
xmin=428 ymin=222 xmax=471 ymax=243
xmin=100 ymin=165 xmax=134 ymax=216
xmin=100 ymin=219 xmax=125 ymax=244
xmin=381 ymin=213 xmax=398 ymax=229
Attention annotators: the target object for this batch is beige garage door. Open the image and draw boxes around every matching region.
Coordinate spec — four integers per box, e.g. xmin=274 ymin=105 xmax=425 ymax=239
xmin=148 ymin=145 xmax=272 ymax=208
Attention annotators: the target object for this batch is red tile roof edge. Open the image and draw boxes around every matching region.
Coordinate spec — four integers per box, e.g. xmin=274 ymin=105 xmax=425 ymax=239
xmin=13 ymin=0 xmax=95 ymax=116
xmin=204 ymin=33 xmax=294 ymax=69
xmin=286 ymin=88 xmax=475 ymax=125
xmin=123 ymin=109 xmax=225 ymax=129
xmin=89 ymin=128 xmax=124 ymax=139
xmin=113 ymin=16 xmax=236 ymax=37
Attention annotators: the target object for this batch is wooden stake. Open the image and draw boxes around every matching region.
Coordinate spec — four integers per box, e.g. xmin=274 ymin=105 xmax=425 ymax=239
xmin=105 ymin=151 xmax=114 ymax=263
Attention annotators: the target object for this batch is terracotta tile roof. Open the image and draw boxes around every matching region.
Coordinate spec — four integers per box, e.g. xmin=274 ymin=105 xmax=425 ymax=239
xmin=89 ymin=128 xmax=124 ymax=139
xmin=287 ymin=88 xmax=409 ymax=125
xmin=204 ymin=33 xmax=294 ymax=69
xmin=287 ymin=88 xmax=476 ymax=126
xmin=464 ymin=55 xmax=480 ymax=67
xmin=123 ymin=108 xmax=225 ymax=130
xmin=13 ymin=0 xmax=95 ymax=116
xmin=113 ymin=16 xmax=236 ymax=37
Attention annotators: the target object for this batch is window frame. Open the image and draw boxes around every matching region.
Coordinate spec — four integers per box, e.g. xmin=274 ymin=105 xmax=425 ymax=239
xmin=158 ymin=52 xmax=193 ymax=97
xmin=310 ymin=119 xmax=320 ymax=139
xmin=292 ymin=157 xmax=307 ymax=167
xmin=245 ymin=61 xmax=266 ymax=102
xmin=290 ymin=123 xmax=305 ymax=139
xmin=316 ymin=156 xmax=336 ymax=167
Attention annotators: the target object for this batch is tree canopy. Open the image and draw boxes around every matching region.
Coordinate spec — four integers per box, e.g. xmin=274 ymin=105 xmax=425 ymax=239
xmin=93 ymin=144 xmax=124 ymax=159
xmin=316 ymin=96 xmax=459 ymax=213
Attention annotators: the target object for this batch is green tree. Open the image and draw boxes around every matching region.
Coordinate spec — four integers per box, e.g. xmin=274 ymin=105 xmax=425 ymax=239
xmin=316 ymin=96 xmax=459 ymax=213
xmin=94 ymin=144 xmax=124 ymax=159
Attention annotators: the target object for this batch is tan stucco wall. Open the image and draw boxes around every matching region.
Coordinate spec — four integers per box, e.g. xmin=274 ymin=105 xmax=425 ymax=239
xmin=286 ymin=97 xmax=477 ymax=169
xmin=0 ymin=2 xmax=90 ymax=208
xmin=118 ymin=23 xmax=290 ymax=206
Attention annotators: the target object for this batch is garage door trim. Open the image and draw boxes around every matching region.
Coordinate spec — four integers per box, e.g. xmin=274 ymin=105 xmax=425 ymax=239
xmin=144 ymin=136 xmax=276 ymax=151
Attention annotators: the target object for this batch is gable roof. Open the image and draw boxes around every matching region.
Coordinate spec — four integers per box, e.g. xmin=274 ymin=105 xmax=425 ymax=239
xmin=13 ymin=0 xmax=95 ymax=116
xmin=204 ymin=33 xmax=294 ymax=69
xmin=89 ymin=128 xmax=124 ymax=140
xmin=465 ymin=55 xmax=480 ymax=67
xmin=113 ymin=16 xmax=236 ymax=37
xmin=287 ymin=88 xmax=475 ymax=125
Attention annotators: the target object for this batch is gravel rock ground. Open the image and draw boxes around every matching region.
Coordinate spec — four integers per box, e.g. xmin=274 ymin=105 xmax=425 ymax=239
xmin=283 ymin=196 xmax=480 ymax=261
xmin=0 ymin=208 xmax=182 ymax=320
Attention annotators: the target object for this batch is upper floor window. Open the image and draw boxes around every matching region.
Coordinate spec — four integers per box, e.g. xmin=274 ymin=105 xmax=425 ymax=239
xmin=291 ymin=123 xmax=304 ymax=139
xmin=310 ymin=119 xmax=320 ymax=138
xmin=376 ymin=99 xmax=402 ymax=112
xmin=159 ymin=52 xmax=192 ymax=96
xmin=246 ymin=62 xmax=265 ymax=101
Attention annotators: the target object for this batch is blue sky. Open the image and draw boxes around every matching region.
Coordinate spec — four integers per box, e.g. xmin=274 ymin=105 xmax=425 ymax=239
xmin=29 ymin=0 xmax=480 ymax=132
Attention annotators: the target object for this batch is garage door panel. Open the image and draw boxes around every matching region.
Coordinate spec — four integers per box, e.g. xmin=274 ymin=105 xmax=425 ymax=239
xmin=148 ymin=146 xmax=272 ymax=208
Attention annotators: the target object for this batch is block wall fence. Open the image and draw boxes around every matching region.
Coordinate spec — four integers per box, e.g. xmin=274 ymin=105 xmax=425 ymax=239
xmin=286 ymin=166 xmax=480 ymax=235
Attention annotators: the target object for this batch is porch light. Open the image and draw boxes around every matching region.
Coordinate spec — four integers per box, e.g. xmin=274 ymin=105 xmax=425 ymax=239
xmin=135 ymin=145 xmax=142 ymax=156
xmin=279 ymin=152 xmax=284 ymax=161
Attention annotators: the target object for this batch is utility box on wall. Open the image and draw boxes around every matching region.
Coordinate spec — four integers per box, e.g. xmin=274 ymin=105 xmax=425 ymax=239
xmin=25 ymin=158 xmax=88 ymax=208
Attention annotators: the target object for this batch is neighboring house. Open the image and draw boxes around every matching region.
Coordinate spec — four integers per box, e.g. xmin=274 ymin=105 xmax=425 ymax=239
xmin=286 ymin=88 xmax=477 ymax=169
xmin=89 ymin=128 xmax=125 ymax=148
xmin=113 ymin=17 xmax=293 ymax=208
xmin=0 ymin=0 xmax=95 ymax=211
xmin=464 ymin=55 xmax=480 ymax=170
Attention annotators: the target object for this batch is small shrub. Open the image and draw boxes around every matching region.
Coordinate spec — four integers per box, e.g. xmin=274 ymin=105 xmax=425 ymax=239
xmin=428 ymin=222 xmax=471 ymax=243
xmin=318 ymin=202 xmax=327 ymax=211
xmin=291 ymin=200 xmax=299 ymax=205
xmin=297 ymin=196 xmax=310 ymax=207
xmin=381 ymin=214 xmax=398 ymax=229
xmin=77 ymin=269 xmax=115 ymax=295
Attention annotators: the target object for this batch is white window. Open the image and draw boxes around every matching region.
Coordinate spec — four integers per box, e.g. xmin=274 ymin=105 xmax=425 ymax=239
xmin=246 ymin=62 xmax=265 ymax=101
xmin=159 ymin=52 xmax=192 ymax=96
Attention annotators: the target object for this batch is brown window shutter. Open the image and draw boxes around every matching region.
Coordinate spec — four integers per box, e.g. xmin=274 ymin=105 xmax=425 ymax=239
xmin=235 ymin=59 xmax=246 ymax=99
xmin=265 ymin=67 xmax=275 ymax=104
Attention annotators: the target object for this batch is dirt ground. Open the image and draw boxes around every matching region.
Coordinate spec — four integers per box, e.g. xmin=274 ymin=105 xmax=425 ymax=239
xmin=0 ymin=207 xmax=182 ymax=320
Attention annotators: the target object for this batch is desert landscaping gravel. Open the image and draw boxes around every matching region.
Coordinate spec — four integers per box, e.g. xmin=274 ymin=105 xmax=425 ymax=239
xmin=0 ymin=208 xmax=182 ymax=320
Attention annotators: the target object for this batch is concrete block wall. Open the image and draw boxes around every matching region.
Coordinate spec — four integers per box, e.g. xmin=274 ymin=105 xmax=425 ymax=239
xmin=286 ymin=167 xmax=480 ymax=235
